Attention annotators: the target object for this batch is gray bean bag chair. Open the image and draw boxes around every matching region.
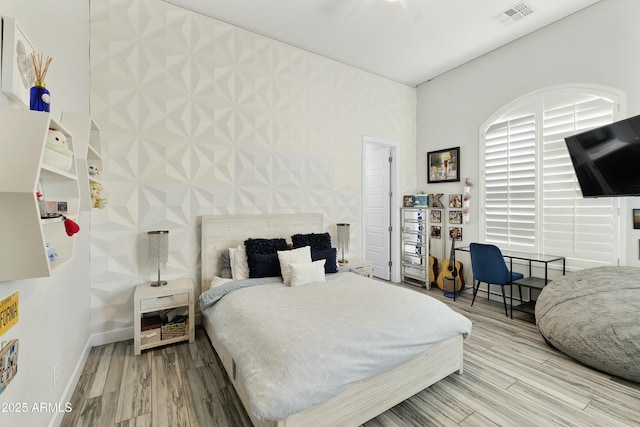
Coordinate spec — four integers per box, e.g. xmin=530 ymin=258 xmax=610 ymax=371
xmin=535 ymin=266 xmax=640 ymax=382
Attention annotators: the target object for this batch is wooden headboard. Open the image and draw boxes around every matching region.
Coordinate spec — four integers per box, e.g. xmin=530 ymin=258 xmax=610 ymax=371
xmin=200 ymin=213 xmax=324 ymax=293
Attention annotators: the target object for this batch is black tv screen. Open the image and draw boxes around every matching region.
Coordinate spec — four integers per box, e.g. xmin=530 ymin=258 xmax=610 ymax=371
xmin=564 ymin=113 xmax=640 ymax=197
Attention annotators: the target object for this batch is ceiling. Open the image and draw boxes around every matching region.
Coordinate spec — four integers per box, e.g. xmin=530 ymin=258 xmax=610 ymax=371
xmin=161 ymin=0 xmax=601 ymax=87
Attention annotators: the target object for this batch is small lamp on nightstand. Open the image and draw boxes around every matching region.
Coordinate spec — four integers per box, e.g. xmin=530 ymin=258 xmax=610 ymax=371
xmin=336 ymin=223 xmax=350 ymax=264
xmin=148 ymin=230 xmax=169 ymax=286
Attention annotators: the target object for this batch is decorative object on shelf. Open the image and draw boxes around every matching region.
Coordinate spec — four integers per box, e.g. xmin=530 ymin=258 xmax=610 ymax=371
xmin=29 ymin=52 xmax=52 ymax=112
xmin=1 ymin=17 xmax=37 ymax=109
xmin=43 ymin=129 xmax=73 ymax=171
xmin=90 ymin=181 xmax=107 ymax=209
xmin=336 ymin=223 xmax=350 ymax=264
xmin=428 ymin=193 xmax=444 ymax=208
xmin=414 ymin=194 xmax=428 ymax=207
xmin=403 ymin=195 xmax=415 ymax=207
xmin=62 ymin=216 xmax=80 ymax=237
xmin=46 ymin=243 xmax=59 ymax=261
xmin=88 ymin=163 xmax=102 ymax=178
xmin=148 ymin=230 xmax=169 ymax=286
xmin=35 ymin=188 xmax=48 ymax=217
xmin=427 ymin=147 xmax=460 ymax=183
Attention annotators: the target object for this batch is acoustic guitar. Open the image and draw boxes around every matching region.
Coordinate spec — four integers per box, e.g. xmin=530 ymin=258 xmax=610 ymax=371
xmin=428 ymin=255 xmax=438 ymax=285
xmin=436 ymin=229 xmax=464 ymax=291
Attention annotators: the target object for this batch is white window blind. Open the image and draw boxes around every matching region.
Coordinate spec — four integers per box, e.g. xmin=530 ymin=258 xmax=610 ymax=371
xmin=481 ymin=87 xmax=621 ymax=268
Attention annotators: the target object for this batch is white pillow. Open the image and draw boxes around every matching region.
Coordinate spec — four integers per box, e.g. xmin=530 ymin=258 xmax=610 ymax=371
xmin=277 ymin=246 xmax=311 ymax=285
xmin=289 ymin=259 xmax=326 ymax=287
xmin=211 ymin=276 xmax=233 ymax=288
xmin=229 ymin=245 xmax=249 ymax=280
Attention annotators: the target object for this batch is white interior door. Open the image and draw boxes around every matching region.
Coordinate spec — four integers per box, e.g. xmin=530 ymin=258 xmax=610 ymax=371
xmin=365 ymin=146 xmax=391 ymax=280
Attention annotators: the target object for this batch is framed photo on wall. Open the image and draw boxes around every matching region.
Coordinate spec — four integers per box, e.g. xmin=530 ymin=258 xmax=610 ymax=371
xmin=427 ymin=147 xmax=460 ymax=183
xmin=449 ymin=194 xmax=462 ymax=208
xmin=449 ymin=226 xmax=462 ymax=241
xmin=430 ymin=225 xmax=441 ymax=239
xmin=430 ymin=209 xmax=441 ymax=223
xmin=449 ymin=210 xmax=462 ymax=224
xmin=634 ymin=209 xmax=640 ymax=229
xmin=1 ymin=17 xmax=37 ymax=109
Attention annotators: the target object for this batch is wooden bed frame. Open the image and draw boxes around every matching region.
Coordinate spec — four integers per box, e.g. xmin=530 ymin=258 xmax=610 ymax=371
xmin=200 ymin=214 xmax=464 ymax=427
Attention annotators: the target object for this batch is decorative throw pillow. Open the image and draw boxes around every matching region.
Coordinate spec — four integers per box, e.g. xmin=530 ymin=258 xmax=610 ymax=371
xmin=228 ymin=245 xmax=249 ymax=280
xmin=290 ymin=259 xmax=326 ymax=287
xmin=245 ymin=238 xmax=288 ymax=278
xmin=249 ymin=253 xmax=282 ymax=278
xmin=278 ymin=246 xmax=312 ymax=285
xmin=291 ymin=232 xmax=332 ymax=250
xmin=219 ymin=249 xmax=232 ymax=279
xmin=311 ymin=248 xmax=338 ymax=274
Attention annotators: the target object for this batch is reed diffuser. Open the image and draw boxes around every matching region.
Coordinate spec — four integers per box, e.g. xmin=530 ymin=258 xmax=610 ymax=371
xmin=30 ymin=52 xmax=52 ymax=112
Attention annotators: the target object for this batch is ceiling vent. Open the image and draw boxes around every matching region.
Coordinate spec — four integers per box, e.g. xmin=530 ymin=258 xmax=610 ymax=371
xmin=493 ymin=2 xmax=534 ymax=25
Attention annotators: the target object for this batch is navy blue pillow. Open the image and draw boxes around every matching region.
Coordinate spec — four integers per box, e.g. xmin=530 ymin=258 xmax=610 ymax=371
xmin=244 ymin=238 xmax=288 ymax=278
xmin=292 ymin=233 xmax=332 ymax=250
xmin=312 ymin=248 xmax=338 ymax=274
xmin=248 ymin=253 xmax=281 ymax=278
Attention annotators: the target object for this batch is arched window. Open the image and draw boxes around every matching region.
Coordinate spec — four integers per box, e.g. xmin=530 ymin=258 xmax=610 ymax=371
xmin=479 ymin=85 xmax=625 ymax=269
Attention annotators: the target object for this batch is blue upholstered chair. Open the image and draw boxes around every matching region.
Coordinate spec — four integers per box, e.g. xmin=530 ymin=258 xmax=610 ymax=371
xmin=469 ymin=243 xmax=524 ymax=317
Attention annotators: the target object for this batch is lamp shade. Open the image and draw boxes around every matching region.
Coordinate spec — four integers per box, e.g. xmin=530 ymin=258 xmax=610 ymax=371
xmin=148 ymin=230 xmax=169 ymax=286
xmin=336 ymin=223 xmax=350 ymax=263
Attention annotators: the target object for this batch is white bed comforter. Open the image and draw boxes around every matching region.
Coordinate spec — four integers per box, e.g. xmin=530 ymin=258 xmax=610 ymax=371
xmin=201 ymin=272 xmax=472 ymax=421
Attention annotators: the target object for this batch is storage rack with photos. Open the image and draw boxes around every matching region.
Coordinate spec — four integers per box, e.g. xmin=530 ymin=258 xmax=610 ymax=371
xmin=0 ymin=108 xmax=80 ymax=281
xmin=400 ymin=207 xmax=431 ymax=288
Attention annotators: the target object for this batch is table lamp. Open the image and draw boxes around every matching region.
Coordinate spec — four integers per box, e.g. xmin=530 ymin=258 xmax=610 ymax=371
xmin=336 ymin=223 xmax=350 ymax=264
xmin=148 ymin=230 xmax=169 ymax=286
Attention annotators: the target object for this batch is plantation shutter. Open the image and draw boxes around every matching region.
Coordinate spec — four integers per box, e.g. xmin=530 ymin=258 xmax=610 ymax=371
xmin=541 ymin=94 xmax=617 ymax=267
xmin=481 ymin=87 xmax=620 ymax=268
xmin=483 ymin=105 xmax=537 ymax=249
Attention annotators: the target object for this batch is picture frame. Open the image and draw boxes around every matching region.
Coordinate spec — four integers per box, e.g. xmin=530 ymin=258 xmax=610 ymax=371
xmin=413 ymin=194 xmax=428 ymax=207
xmin=430 ymin=209 xmax=441 ymax=223
xmin=427 ymin=147 xmax=460 ymax=183
xmin=449 ymin=194 xmax=462 ymax=208
xmin=430 ymin=225 xmax=441 ymax=239
xmin=403 ymin=195 xmax=415 ymax=207
xmin=634 ymin=209 xmax=640 ymax=229
xmin=449 ymin=210 xmax=462 ymax=224
xmin=449 ymin=227 xmax=462 ymax=241
xmin=1 ymin=17 xmax=37 ymax=109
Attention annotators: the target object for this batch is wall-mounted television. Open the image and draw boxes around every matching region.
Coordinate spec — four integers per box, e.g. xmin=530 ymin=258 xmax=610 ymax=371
xmin=564 ymin=113 xmax=640 ymax=197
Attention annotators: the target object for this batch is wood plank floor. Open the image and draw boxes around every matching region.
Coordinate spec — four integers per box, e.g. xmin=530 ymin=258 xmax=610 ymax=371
xmin=61 ymin=285 xmax=640 ymax=427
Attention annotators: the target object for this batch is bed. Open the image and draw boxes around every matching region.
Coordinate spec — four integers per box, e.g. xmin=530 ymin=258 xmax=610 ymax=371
xmin=200 ymin=214 xmax=472 ymax=427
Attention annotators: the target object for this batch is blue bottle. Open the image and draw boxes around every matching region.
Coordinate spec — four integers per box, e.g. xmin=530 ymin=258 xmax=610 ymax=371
xmin=30 ymin=81 xmax=50 ymax=112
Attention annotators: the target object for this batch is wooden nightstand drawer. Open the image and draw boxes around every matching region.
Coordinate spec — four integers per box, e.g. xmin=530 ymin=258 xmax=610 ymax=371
xmin=140 ymin=292 xmax=189 ymax=311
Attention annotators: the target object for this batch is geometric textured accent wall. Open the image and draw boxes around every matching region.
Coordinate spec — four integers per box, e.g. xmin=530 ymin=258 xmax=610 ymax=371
xmin=89 ymin=0 xmax=416 ymax=336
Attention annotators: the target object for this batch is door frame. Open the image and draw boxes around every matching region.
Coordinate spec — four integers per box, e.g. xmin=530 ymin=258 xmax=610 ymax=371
xmin=362 ymin=135 xmax=400 ymax=283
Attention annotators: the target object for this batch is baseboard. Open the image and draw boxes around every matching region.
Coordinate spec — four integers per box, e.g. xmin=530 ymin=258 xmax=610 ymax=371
xmin=47 ymin=336 xmax=92 ymax=427
xmin=90 ymin=326 xmax=134 ymax=347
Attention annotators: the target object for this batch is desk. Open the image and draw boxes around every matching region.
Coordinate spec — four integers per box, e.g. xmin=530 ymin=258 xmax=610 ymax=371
xmin=456 ymin=246 xmax=565 ymax=319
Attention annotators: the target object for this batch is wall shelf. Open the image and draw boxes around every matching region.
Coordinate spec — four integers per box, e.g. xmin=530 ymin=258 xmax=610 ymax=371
xmin=0 ymin=108 xmax=80 ymax=281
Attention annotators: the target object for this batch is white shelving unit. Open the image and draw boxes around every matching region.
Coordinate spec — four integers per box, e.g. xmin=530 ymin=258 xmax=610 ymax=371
xmin=400 ymin=207 xmax=431 ymax=288
xmin=61 ymin=112 xmax=102 ymax=211
xmin=0 ymin=108 xmax=80 ymax=281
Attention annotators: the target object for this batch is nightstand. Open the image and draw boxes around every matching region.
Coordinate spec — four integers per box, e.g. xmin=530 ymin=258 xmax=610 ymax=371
xmin=340 ymin=258 xmax=373 ymax=278
xmin=134 ymin=278 xmax=195 ymax=355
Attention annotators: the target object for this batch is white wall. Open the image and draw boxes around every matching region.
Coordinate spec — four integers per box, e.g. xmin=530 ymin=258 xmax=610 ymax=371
xmin=417 ymin=0 xmax=640 ymax=275
xmin=0 ymin=0 xmax=91 ymax=426
xmin=88 ymin=0 xmax=417 ymax=339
